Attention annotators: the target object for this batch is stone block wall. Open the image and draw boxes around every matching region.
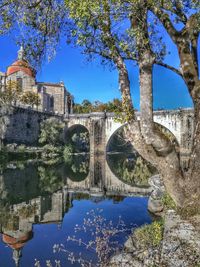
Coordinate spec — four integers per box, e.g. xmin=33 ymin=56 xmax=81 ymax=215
xmin=0 ymin=106 xmax=62 ymax=145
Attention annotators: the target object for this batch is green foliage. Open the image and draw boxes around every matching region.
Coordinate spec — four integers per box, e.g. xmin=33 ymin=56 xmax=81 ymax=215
xmin=161 ymin=193 xmax=177 ymax=210
xmin=63 ymin=154 xmax=90 ymax=181
xmin=0 ymin=80 xmax=22 ymax=105
xmin=38 ymin=165 xmax=64 ymax=193
xmin=108 ymin=154 xmax=157 ymax=186
xmin=20 ymin=91 xmax=40 ymax=107
xmin=63 ymin=144 xmax=73 ymax=162
xmin=39 ymin=118 xmax=64 ymax=145
xmin=41 ymin=144 xmax=63 ymax=160
xmin=134 ymin=219 xmax=164 ymax=248
xmin=74 ymin=98 xmax=123 ymax=114
xmin=66 ymin=126 xmax=90 ymax=153
xmin=17 ymin=145 xmax=26 ymax=152
xmin=0 ymin=0 xmax=66 ymax=68
xmin=131 ymin=157 xmax=155 ymax=185
xmin=71 ymin=160 xmax=89 ymax=174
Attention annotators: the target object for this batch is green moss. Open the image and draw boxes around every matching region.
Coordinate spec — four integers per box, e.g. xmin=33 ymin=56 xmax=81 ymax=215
xmin=134 ymin=220 xmax=164 ymax=248
xmin=161 ymin=193 xmax=177 ymax=210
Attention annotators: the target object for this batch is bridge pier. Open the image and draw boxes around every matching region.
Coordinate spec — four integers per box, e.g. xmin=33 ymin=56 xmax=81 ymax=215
xmin=89 ymin=114 xmax=106 ymax=155
xmin=89 ymin=154 xmax=106 ymax=193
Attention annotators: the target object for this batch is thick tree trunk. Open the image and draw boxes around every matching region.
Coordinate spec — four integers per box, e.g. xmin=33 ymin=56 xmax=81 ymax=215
xmin=139 ymin=53 xmax=154 ymax=143
xmin=124 ymin=122 xmax=186 ymax=207
xmin=137 ymin=52 xmax=186 ymax=207
xmin=176 ymin=44 xmax=200 ymax=210
xmin=182 ymin=99 xmax=200 ymax=211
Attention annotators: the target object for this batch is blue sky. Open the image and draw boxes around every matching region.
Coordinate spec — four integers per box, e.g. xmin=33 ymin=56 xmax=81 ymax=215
xmin=0 ymin=32 xmax=195 ymax=110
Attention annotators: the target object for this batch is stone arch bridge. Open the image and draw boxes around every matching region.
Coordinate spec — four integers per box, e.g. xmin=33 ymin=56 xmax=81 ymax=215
xmin=0 ymin=106 xmax=194 ymax=160
xmin=65 ymin=108 xmax=194 ymax=158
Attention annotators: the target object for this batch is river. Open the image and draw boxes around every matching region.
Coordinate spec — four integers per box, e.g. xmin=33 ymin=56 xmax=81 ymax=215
xmin=0 ymin=153 xmax=155 ymax=267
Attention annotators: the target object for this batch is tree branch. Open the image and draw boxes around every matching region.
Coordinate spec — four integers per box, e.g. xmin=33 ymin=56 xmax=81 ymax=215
xmin=191 ymin=36 xmax=199 ymax=77
xmin=149 ymin=5 xmax=180 ymax=44
xmin=155 ymin=61 xmax=183 ymax=77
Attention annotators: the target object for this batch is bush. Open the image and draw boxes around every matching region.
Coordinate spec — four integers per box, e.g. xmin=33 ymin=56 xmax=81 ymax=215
xmin=39 ymin=118 xmax=64 ymax=146
xmin=161 ymin=193 xmax=176 ymax=210
xmin=134 ymin=220 xmax=164 ymax=248
xmin=41 ymin=144 xmax=62 ymax=160
xmin=17 ymin=144 xmax=26 ymax=152
xmin=63 ymin=144 xmax=73 ymax=162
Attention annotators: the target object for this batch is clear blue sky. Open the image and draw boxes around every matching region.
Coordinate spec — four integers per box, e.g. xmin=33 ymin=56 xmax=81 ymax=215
xmin=0 ymin=32 xmax=195 ymax=110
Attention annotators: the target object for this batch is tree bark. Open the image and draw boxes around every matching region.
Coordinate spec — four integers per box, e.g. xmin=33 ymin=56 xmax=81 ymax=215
xmin=138 ymin=52 xmax=186 ymax=207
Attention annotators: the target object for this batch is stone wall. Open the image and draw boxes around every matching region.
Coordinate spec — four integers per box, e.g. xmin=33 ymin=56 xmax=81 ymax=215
xmin=0 ymin=106 xmax=62 ymax=145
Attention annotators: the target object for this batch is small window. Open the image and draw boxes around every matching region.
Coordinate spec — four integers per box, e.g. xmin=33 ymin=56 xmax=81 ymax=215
xmin=50 ymin=96 xmax=54 ymax=108
xmin=17 ymin=77 xmax=23 ymax=91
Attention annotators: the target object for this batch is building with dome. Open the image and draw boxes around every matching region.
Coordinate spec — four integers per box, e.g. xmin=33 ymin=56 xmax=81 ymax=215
xmin=0 ymin=47 xmax=74 ymax=115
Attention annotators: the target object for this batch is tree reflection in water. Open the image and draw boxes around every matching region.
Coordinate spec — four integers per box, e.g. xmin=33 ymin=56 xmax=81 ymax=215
xmin=107 ymin=153 xmax=157 ymax=187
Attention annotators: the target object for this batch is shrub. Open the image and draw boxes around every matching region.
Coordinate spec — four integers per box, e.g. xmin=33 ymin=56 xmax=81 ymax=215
xmin=39 ymin=118 xmax=64 ymax=146
xmin=134 ymin=220 xmax=164 ymax=248
xmin=17 ymin=144 xmax=26 ymax=152
xmin=63 ymin=144 xmax=73 ymax=162
xmin=161 ymin=193 xmax=176 ymax=210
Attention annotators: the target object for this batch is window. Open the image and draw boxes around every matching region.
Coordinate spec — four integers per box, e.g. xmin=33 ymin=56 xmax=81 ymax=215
xmin=50 ymin=96 xmax=54 ymax=108
xmin=17 ymin=77 xmax=23 ymax=91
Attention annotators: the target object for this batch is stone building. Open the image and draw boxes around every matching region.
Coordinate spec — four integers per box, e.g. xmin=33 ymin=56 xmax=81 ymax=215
xmin=0 ymin=47 xmax=74 ymax=115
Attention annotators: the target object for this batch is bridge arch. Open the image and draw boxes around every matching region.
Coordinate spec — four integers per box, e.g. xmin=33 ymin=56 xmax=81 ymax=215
xmin=65 ymin=124 xmax=90 ymax=153
xmin=106 ymin=121 xmax=179 ymax=153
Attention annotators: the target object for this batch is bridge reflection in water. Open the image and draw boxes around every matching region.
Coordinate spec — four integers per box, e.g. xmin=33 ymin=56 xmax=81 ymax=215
xmin=0 ymin=153 xmax=153 ymax=267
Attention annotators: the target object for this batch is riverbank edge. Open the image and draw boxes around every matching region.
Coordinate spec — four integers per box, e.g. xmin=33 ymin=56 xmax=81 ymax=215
xmin=110 ymin=175 xmax=200 ymax=267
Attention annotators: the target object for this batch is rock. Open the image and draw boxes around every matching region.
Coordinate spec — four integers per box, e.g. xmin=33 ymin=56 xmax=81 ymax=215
xmin=148 ymin=174 xmax=165 ymax=192
xmin=110 ymin=209 xmax=200 ymax=267
xmin=110 ymin=253 xmax=142 ymax=267
xmin=148 ymin=195 xmax=164 ymax=213
xmin=6 ymin=143 xmax=18 ymax=151
xmin=124 ymin=236 xmax=136 ymax=252
xmin=148 ymin=175 xmax=165 ymax=214
xmin=161 ymin=210 xmax=200 ymax=267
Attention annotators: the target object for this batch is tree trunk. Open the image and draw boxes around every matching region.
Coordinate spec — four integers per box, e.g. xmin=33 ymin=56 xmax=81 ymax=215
xmin=114 ymin=56 xmax=135 ymax=122
xmin=182 ymin=98 xmax=200 ymax=211
xmin=137 ymin=52 xmax=186 ymax=207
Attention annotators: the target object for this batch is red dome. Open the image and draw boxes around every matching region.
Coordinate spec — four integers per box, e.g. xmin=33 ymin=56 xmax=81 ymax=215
xmin=2 ymin=231 xmax=33 ymax=250
xmin=7 ymin=60 xmax=35 ymax=78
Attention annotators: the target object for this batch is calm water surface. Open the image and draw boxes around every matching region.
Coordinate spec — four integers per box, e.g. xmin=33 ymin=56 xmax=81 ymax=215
xmin=0 ymin=154 xmax=153 ymax=267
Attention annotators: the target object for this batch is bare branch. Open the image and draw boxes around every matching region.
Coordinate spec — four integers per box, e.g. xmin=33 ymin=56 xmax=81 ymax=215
xmin=155 ymin=61 xmax=183 ymax=77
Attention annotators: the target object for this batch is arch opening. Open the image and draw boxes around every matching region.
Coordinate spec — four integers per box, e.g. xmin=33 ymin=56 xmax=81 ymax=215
xmin=64 ymin=124 xmax=90 ymax=181
xmin=63 ymin=154 xmax=90 ymax=182
xmin=106 ymin=123 xmax=178 ymax=187
xmin=65 ymin=124 xmax=90 ymax=153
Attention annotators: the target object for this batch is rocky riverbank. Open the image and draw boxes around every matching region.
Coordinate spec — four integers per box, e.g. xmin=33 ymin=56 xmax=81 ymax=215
xmin=110 ymin=175 xmax=200 ymax=267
